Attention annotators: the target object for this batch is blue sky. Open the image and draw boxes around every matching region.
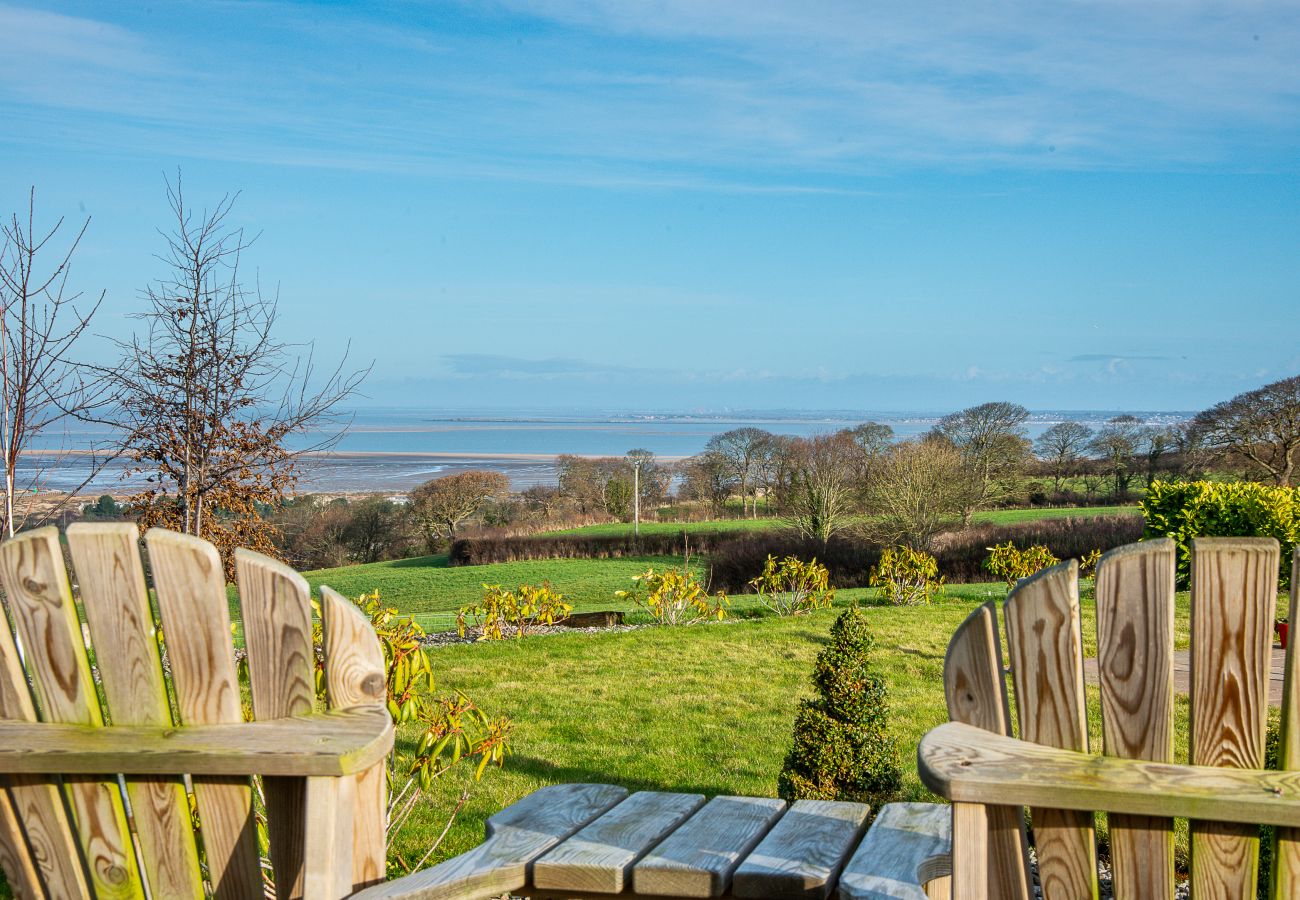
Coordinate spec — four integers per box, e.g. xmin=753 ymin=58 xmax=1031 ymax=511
xmin=2 ymin=1 xmax=1298 ymax=412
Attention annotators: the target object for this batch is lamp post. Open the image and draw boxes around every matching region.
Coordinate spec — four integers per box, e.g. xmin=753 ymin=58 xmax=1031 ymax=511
xmin=632 ymin=457 xmax=641 ymax=538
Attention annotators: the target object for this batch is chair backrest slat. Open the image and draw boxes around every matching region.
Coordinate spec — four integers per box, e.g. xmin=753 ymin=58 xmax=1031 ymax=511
xmin=0 ymin=785 xmax=44 ymax=898
xmin=1275 ymin=546 xmax=1300 ymax=899
xmin=942 ymin=602 xmax=1031 ymax=900
xmin=67 ymin=523 xmax=205 ymax=898
xmin=321 ymin=585 xmax=389 ymax=891
xmin=145 ymin=528 xmax=264 ymax=899
xmin=0 ymin=527 xmax=144 ymax=899
xmin=1095 ymin=539 xmax=1177 ymax=899
xmin=1003 ymin=560 xmax=1098 ymax=899
xmin=236 ymin=548 xmax=317 ymax=898
xmin=1188 ymin=537 xmax=1279 ymax=897
xmin=0 ymin=586 xmax=89 ymax=898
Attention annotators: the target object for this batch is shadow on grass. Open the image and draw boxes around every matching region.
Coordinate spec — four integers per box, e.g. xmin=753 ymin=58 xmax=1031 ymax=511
xmin=388 ymin=554 xmax=451 ymax=569
xmin=505 ymin=754 xmax=758 ymax=799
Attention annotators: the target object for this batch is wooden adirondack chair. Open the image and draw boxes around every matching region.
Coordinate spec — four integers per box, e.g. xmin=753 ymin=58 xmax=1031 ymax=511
xmin=869 ymin=536 xmax=1300 ymax=900
xmin=0 ymin=524 xmax=624 ymax=900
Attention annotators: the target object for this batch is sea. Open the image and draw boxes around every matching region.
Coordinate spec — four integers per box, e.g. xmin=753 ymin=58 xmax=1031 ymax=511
xmin=21 ymin=407 xmax=1189 ymax=496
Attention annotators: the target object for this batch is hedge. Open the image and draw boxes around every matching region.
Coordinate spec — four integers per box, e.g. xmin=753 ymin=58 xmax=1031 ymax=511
xmin=1141 ymin=480 xmax=1299 ymax=588
xmin=448 ymin=530 xmax=742 ymax=566
xmin=708 ymin=515 xmax=1144 ymax=593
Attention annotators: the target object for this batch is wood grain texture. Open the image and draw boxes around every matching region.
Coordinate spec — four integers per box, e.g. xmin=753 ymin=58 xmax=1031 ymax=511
xmin=303 ymin=774 xmax=354 ymax=900
xmin=1094 ymin=539 xmax=1176 ymax=900
xmin=532 ymin=791 xmax=705 ymax=894
xmin=0 ymin=779 xmax=44 ymax=899
xmin=320 ymin=585 xmax=389 ymax=890
xmin=237 ymin=548 xmax=316 ymax=898
xmin=350 ymin=783 xmax=627 ymax=900
xmin=632 ymin=795 xmax=786 ymax=898
xmin=1274 ymin=545 xmax=1300 ymax=900
xmin=1189 ymin=537 xmax=1278 ymax=899
xmin=67 ymin=522 xmax=205 ymax=899
xmin=951 ymin=803 xmax=988 ymax=900
xmin=0 ymin=707 xmax=392 ymax=775
xmin=942 ymin=602 xmax=1031 ymax=900
xmin=0 ymin=595 xmax=88 ymax=899
xmin=838 ymin=803 xmax=951 ymax=900
xmin=145 ymin=528 xmax=262 ymax=899
xmin=0 ymin=526 xmax=143 ymax=899
xmin=731 ymin=798 xmax=869 ymax=900
xmin=920 ymin=721 xmax=1300 ymax=826
xmin=1003 ymin=560 xmax=1098 ymax=900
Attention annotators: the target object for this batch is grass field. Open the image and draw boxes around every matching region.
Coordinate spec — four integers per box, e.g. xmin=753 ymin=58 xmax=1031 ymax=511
xmin=547 ymin=504 xmax=1138 ymax=537
xmin=395 ymin=588 xmax=1197 ymax=871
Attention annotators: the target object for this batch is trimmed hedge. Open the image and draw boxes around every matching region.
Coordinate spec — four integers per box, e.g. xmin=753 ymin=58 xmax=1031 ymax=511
xmin=708 ymin=515 xmax=1144 ymax=593
xmin=1141 ymin=480 xmax=1299 ymax=588
xmin=449 ymin=530 xmax=742 ymax=566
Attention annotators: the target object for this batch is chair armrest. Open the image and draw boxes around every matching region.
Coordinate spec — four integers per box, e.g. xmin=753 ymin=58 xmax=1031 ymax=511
xmin=837 ymin=803 xmax=951 ymax=900
xmin=920 ymin=721 xmax=1300 ymax=827
xmin=0 ymin=706 xmax=392 ymax=776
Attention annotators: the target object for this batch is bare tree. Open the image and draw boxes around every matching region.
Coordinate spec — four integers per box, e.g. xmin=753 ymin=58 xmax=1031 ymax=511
xmin=868 ymin=438 xmax=966 ymax=550
xmin=108 ymin=176 xmax=367 ymax=567
xmin=705 ymin=427 xmax=773 ymax=518
xmin=1089 ymin=415 xmax=1142 ymax=500
xmin=408 ymin=470 xmax=509 ymax=551
xmin=779 ymin=432 xmax=859 ymax=544
xmin=1137 ymin=424 xmax=1177 ymax=488
xmin=0 ymin=189 xmax=114 ymax=536
xmin=679 ymin=451 xmax=737 ymax=517
xmin=931 ymin=401 xmax=1031 ymax=523
xmin=1033 ymin=421 xmax=1093 ymax=493
xmin=1191 ymin=375 xmax=1300 ymax=485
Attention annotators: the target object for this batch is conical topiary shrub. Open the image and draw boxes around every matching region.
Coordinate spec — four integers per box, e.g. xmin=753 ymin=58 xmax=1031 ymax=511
xmin=777 ymin=607 xmax=902 ymax=808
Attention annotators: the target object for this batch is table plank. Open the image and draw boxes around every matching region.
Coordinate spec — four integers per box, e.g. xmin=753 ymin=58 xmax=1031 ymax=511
xmin=633 ymin=795 xmax=786 ymax=898
xmin=533 ymin=791 xmax=705 ymax=894
xmin=839 ymin=803 xmax=951 ymax=900
xmin=732 ymin=799 xmax=870 ymax=899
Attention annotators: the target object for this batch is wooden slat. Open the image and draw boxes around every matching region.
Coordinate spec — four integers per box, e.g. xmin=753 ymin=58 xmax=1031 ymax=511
xmin=1189 ymin=537 xmax=1278 ymax=899
xmin=942 ymin=602 xmax=1031 ymax=900
xmin=0 ymin=707 xmax=392 ymax=775
xmin=532 ymin=791 xmax=705 ymax=894
xmin=320 ymin=586 xmax=389 ymax=890
xmin=921 ymin=720 xmax=1300 ymax=826
xmin=1002 ymin=560 xmax=1098 ymax=899
xmin=632 ymin=795 xmax=786 ymax=898
xmin=838 ymin=803 xmax=951 ymax=900
xmin=302 ymin=774 xmax=355 ymax=900
xmin=951 ymin=803 xmax=987 ymax=900
xmin=349 ymin=783 xmax=627 ymax=900
xmin=0 ymin=778 xmax=46 ymax=899
xmin=1275 ymin=545 xmax=1300 ymax=899
xmin=1094 ymin=538 xmax=1176 ymax=900
xmin=0 ymin=526 xmax=143 ymax=899
xmin=68 ymin=522 xmax=205 ymax=899
xmin=731 ymin=798 xmax=870 ymax=899
xmin=237 ymin=548 xmax=316 ymax=898
xmin=145 ymin=528 xmax=263 ymax=899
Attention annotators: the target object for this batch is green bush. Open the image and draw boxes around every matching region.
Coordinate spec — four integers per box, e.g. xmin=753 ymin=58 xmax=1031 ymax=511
xmin=983 ymin=542 xmax=1060 ymax=590
xmin=749 ymin=555 xmax=835 ymax=616
xmin=868 ymin=546 xmax=944 ymax=605
xmin=777 ymin=608 xmax=902 ymax=809
xmin=1142 ymin=480 xmax=1299 ymax=588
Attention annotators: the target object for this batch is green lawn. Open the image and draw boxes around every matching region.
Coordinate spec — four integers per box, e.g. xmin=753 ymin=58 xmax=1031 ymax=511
xmin=546 ymin=504 xmax=1139 ymax=538
xmin=394 ymin=586 xmax=1196 ymax=871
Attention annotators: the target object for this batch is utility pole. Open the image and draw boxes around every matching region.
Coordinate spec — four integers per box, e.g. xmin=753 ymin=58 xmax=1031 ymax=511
xmin=633 ymin=457 xmax=641 ymax=538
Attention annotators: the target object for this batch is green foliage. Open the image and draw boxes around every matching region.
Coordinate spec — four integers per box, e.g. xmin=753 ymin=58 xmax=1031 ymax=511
xmin=313 ymin=590 xmax=512 ymax=875
xmin=1142 ymin=479 xmax=1299 ymax=588
xmin=456 ymin=582 xmax=573 ymax=640
xmin=983 ymin=541 xmax=1060 ymax=589
xmin=615 ymin=564 xmax=729 ymax=625
xmin=778 ymin=608 xmax=902 ymax=808
xmin=749 ymin=555 xmax=835 ymax=616
xmin=868 ymin=546 xmax=945 ymax=606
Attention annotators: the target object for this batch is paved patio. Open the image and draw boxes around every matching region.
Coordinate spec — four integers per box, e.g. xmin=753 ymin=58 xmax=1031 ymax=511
xmin=1084 ymin=646 xmax=1287 ymax=705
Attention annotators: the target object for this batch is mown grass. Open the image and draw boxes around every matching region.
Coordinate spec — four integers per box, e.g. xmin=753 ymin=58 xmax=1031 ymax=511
xmin=546 ymin=505 xmax=1139 ymax=539
xmin=393 ymin=587 xmax=1197 ymax=871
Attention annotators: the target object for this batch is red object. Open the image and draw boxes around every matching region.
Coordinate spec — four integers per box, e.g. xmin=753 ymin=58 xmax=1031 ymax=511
xmin=1277 ymin=621 xmax=1289 ymax=649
